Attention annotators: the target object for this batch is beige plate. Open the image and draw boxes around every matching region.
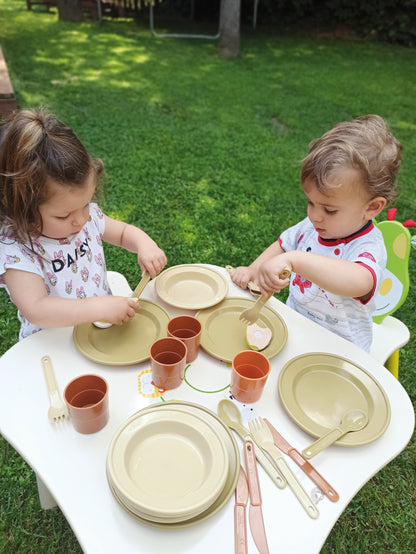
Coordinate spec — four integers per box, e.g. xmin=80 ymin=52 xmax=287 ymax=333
xmin=108 ymin=409 xmax=228 ymax=520
xmin=109 ymin=417 xmax=228 ymax=524
xmin=73 ymin=300 xmax=170 ymax=365
xmin=155 ymin=265 xmax=228 ymax=309
xmin=107 ymin=401 xmax=240 ymax=529
xmin=196 ymin=297 xmax=288 ymax=362
xmin=107 ymin=409 xmax=228 ymax=521
xmin=278 ymin=353 xmax=391 ymax=446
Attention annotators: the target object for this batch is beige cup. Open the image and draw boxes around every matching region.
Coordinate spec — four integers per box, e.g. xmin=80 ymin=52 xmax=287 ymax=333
xmin=150 ymin=337 xmax=187 ymax=390
xmin=230 ymin=350 xmax=271 ymax=403
xmin=167 ymin=315 xmax=202 ymax=363
xmin=64 ymin=374 xmax=109 ymax=434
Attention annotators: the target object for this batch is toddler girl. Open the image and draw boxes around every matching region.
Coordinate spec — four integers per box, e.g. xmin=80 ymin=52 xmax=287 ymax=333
xmin=0 ymin=108 xmax=167 ymax=340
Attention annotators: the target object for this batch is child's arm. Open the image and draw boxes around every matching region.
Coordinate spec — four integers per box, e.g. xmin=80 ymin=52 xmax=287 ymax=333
xmin=102 ymin=216 xmax=167 ymax=278
xmin=231 ymin=240 xmax=284 ymax=289
xmin=3 ymin=269 xmax=140 ymax=328
xmin=258 ymin=250 xmax=375 ymax=299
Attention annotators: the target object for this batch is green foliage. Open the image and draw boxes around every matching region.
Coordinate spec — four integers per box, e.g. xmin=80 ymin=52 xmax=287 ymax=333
xmin=327 ymin=0 xmax=416 ymax=46
xmin=252 ymin=0 xmax=416 ymax=46
xmin=0 ymin=1 xmax=415 ymax=552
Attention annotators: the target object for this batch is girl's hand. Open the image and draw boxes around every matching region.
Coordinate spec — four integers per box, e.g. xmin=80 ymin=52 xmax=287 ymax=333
xmin=257 ymin=258 xmax=291 ymax=294
xmin=102 ymin=216 xmax=167 ymax=279
xmin=138 ymin=245 xmax=167 ymax=279
xmin=97 ymin=296 xmax=140 ymax=325
xmin=230 ymin=266 xmax=255 ymax=290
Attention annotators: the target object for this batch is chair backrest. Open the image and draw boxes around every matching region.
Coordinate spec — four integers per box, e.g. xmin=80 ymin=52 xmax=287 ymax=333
xmin=372 ymin=220 xmax=411 ymax=324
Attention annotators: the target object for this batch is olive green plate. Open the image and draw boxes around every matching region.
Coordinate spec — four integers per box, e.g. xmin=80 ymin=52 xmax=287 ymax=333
xmin=196 ymin=297 xmax=288 ymax=362
xmin=278 ymin=353 xmax=391 ymax=446
xmin=106 ymin=401 xmax=239 ymax=529
xmin=155 ymin=264 xmax=228 ymax=310
xmin=73 ymin=300 xmax=170 ymax=365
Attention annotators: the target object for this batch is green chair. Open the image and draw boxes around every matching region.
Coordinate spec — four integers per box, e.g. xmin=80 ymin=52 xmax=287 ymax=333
xmin=370 ymin=219 xmax=411 ymax=379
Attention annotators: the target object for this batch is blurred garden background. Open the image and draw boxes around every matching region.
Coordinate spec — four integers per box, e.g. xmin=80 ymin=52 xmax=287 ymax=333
xmin=0 ymin=0 xmax=415 ymax=551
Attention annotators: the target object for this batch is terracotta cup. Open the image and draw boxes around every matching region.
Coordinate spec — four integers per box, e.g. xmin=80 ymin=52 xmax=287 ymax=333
xmin=150 ymin=337 xmax=187 ymax=390
xmin=230 ymin=350 xmax=271 ymax=403
xmin=64 ymin=374 xmax=109 ymax=434
xmin=167 ymin=315 xmax=202 ymax=363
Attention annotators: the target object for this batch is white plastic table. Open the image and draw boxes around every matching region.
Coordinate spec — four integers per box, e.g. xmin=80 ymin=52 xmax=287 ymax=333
xmin=0 ymin=265 xmax=413 ymax=553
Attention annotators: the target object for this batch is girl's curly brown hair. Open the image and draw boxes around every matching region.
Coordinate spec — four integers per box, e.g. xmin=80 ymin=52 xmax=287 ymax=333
xmin=0 ymin=107 xmax=103 ymax=245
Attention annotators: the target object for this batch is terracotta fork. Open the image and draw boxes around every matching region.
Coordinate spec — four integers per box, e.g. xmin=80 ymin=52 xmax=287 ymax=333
xmin=239 ymin=267 xmax=291 ymax=325
xmin=41 ymin=355 xmax=69 ymax=423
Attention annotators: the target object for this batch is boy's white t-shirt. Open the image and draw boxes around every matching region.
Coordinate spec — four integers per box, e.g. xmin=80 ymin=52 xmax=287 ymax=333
xmin=0 ymin=203 xmax=111 ymax=340
xmin=279 ymin=217 xmax=387 ymax=352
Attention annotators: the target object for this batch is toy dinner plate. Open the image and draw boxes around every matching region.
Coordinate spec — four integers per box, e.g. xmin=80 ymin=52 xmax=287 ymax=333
xmin=107 ymin=409 xmax=228 ymax=521
xmin=155 ymin=264 xmax=228 ymax=310
xmin=196 ymin=297 xmax=287 ymax=362
xmin=73 ymin=300 xmax=170 ymax=365
xmin=107 ymin=401 xmax=240 ymax=529
xmin=278 ymin=353 xmax=391 ymax=446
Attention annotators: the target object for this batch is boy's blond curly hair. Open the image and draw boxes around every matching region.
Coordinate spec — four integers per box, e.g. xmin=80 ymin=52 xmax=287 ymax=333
xmin=301 ymin=114 xmax=402 ymax=205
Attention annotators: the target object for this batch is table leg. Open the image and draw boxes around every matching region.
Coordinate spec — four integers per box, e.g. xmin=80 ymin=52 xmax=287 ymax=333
xmin=35 ymin=473 xmax=57 ymax=509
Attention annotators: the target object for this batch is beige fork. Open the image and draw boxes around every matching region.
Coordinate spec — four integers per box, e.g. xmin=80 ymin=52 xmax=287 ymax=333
xmin=239 ymin=267 xmax=291 ymax=325
xmin=41 ymin=355 xmax=69 ymax=423
xmin=248 ymin=417 xmax=319 ymax=519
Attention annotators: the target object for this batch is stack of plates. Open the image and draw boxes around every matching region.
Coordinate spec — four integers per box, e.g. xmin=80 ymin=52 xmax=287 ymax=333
xmin=107 ymin=401 xmax=240 ymax=529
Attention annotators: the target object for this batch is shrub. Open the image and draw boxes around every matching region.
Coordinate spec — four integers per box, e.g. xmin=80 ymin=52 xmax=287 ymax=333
xmin=247 ymin=0 xmax=416 ymax=46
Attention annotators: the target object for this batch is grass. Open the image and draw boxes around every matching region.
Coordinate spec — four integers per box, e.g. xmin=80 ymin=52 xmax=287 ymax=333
xmin=0 ymin=1 xmax=415 ymax=552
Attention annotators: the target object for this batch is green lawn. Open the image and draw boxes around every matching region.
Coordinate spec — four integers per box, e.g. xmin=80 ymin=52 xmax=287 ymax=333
xmin=0 ymin=1 xmax=415 ymax=552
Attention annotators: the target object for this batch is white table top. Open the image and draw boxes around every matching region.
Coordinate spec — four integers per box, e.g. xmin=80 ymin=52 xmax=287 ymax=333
xmin=0 ymin=264 xmax=414 ymax=553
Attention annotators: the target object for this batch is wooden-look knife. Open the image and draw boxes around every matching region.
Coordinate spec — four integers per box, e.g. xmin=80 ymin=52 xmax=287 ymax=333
xmin=234 ymin=466 xmax=249 ymax=554
xmin=244 ymin=439 xmax=270 ymax=554
xmin=131 ymin=271 xmax=151 ymax=299
xmin=264 ymin=418 xmax=339 ymax=502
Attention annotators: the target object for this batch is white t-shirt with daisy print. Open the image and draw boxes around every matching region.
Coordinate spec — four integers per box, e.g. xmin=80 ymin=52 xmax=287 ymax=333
xmin=0 ymin=203 xmax=111 ymax=340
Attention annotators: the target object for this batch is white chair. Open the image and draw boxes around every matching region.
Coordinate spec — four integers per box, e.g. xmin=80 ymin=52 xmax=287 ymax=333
xmin=106 ymin=270 xmax=133 ymax=297
xmin=371 ymin=315 xmax=410 ymax=379
xmin=370 ymin=220 xmax=411 ymax=379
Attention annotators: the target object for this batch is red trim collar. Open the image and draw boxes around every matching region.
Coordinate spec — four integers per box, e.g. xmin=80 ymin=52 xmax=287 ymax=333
xmin=318 ymin=220 xmax=374 ymax=246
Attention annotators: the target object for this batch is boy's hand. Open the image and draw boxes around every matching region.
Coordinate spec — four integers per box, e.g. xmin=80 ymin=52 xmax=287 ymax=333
xmin=230 ymin=266 xmax=255 ymax=290
xmin=97 ymin=296 xmax=140 ymax=325
xmin=258 ymin=258 xmax=291 ymax=294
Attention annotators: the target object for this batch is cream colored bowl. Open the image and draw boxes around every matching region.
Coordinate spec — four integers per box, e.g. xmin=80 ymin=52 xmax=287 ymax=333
xmin=107 ymin=408 xmax=229 ymax=521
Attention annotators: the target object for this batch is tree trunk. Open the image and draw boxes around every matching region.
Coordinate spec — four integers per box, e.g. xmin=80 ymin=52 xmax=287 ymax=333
xmin=57 ymin=0 xmax=83 ymax=22
xmin=219 ymin=0 xmax=241 ymax=58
